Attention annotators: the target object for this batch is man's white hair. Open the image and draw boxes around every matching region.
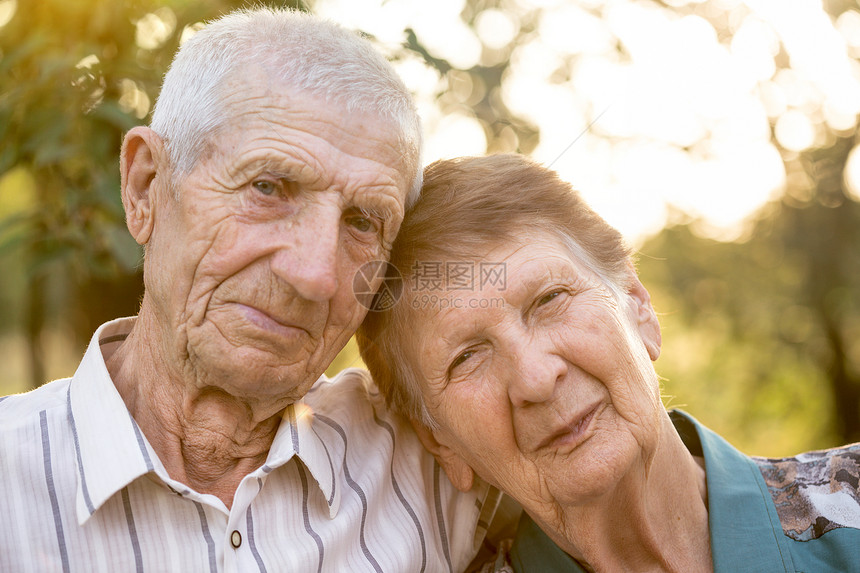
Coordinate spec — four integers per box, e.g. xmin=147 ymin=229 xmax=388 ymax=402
xmin=149 ymin=7 xmax=423 ymax=205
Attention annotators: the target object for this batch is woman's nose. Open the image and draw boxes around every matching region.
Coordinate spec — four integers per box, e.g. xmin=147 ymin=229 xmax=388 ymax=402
xmin=507 ymin=343 xmax=567 ymax=407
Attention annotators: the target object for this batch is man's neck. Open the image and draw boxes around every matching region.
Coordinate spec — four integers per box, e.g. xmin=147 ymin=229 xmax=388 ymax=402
xmin=534 ymin=417 xmax=713 ymax=573
xmin=105 ymin=310 xmax=285 ymax=509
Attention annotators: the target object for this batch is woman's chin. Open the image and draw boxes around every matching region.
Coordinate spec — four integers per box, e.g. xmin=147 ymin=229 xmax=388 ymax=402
xmin=539 ymin=430 xmax=643 ymax=509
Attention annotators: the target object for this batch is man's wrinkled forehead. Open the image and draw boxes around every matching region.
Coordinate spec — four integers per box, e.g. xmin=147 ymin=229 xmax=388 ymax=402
xmin=205 ymin=71 xmax=405 ymax=160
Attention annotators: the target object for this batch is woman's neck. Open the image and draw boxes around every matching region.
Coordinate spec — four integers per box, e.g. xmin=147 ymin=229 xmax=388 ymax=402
xmin=532 ymin=416 xmax=713 ymax=573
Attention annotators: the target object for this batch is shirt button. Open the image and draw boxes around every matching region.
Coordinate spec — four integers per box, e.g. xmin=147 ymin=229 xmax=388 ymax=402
xmin=231 ymin=530 xmax=242 ymax=548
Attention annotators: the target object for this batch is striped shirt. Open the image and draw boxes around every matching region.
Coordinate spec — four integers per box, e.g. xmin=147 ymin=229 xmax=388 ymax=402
xmin=0 ymin=318 xmax=500 ymax=572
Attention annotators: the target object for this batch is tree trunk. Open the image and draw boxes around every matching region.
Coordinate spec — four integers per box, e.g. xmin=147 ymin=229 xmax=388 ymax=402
xmin=26 ymin=272 xmax=46 ymax=390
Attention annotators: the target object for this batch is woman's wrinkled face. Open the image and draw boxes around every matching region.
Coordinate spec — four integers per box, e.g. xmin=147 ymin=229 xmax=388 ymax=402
xmin=405 ymin=232 xmax=663 ymax=512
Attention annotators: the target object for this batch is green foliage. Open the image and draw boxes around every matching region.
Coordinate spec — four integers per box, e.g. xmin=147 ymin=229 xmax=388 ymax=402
xmin=639 ymin=157 xmax=860 ymax=453
xmin=0 ymin=0 xmax=256 ymax=280
xmin=398 ymin=7 xmax=540 ymax=155
xmin=0 ymin=0 xmax=305 ymax=387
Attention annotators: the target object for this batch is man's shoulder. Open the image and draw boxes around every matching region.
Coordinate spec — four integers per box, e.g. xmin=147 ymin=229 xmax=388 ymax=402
xmin=753 ymin=443 xmax=860 ymax=541
xmin=0 ymin=379 xmax=73 ymax=469
xmin=305 ymin=368 xmax=395 ymax=420
xmin=0 ymin=377 xmax=72 ymax=429
xmin=301 ymin=368 xmax=423 ymax=456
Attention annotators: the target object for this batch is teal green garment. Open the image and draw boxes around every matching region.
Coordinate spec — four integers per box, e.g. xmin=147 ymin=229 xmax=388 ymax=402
xmin=509 ymin=410 xmax=860 ymax=572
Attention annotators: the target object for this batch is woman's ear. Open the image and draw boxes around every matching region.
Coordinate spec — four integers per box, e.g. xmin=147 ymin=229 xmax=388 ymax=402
xmin=625 ymin=267 xmax=662 ymax=361
xmin=120 ymin=126 xmax=167 ymax=246
xmin=411 ymin=420 xmax=475 ymax=493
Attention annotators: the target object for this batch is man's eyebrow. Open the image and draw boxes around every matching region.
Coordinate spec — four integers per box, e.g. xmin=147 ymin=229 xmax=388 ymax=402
xmin=356 ymin=205 xmax=388 ymax=221
xmin=232 ymin=157 xmax=298 ymax=177
xmin=221 ymin=159 xmax=303 ymax=190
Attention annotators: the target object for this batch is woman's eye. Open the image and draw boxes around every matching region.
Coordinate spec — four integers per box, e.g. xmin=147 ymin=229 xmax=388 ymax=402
xmin=537 ymin=290 xmax=562 ymax=306
xmin=252 ymin=180 xmax=277 ymax=196
xmin=449 ymin=350 xmax=474 ymax=372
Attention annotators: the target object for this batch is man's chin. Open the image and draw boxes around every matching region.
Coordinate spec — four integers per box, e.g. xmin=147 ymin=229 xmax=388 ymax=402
xmin=189 ymin=347 xmax=317 ymax=399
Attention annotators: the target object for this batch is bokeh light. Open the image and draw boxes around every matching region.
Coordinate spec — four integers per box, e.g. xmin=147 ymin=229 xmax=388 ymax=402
xmin=0 ymin=0 xmax=16 ymax=28
xmin=310 ymin=0 xmax=856 ymax=243
xmin=845 ymin=144 xmax=860 ymax=202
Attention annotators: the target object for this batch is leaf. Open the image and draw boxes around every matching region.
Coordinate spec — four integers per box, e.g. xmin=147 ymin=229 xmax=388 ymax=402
xmin=89 ymin=101 xmax=138 ymax=131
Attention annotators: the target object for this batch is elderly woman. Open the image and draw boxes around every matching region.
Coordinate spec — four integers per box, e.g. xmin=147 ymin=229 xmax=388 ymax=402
xmin=357 ymin=154 xmax=860 ymax=572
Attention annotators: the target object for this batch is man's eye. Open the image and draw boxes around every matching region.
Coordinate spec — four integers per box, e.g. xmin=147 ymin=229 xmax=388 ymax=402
xmin=252 ymin=180 xmax=277 ymax=196
xmin=348 ymin=216 xmax=373 ymax=232
xmin=345 ymin=210 xmax=379 ymax=234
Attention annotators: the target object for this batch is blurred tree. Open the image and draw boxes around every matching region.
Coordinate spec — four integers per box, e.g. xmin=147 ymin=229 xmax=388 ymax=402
xmin=781 ymin=136 xmax=860 ymax=443
xmin=638 ymin=136 xmax=860 ymax=449
xmin=629 ymin=0 xmax=860 ymax=448
xmin=399 ymin=7 xmax=540 ymax=156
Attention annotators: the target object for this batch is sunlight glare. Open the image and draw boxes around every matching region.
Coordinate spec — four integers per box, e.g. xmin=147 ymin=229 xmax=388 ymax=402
xmin=422 ymin=112 xmax=487 ymax=162
xmin=135 ymin=8 xmax=177 ymax=51
xmin=392 ymin=56 xmax=441 ymax=101
xmin=730 ymin=17 xmax=778 ymax=83
xmin=0 ymin=0 xmax=15 ymax=28
xmin=407 ymin=0 xmax=482 ymax=69
xmin=569 ymin=57 xmax=628 ymax=131
xmin=118 ymin=79 xmax=151 ymax=120
xmin=844 ymin=144 xmax=860 ymax=202
xmin=314 ymin=0 xmax=410 ymax=45
xmin=746 ymin=0 xmax=854 ymax=120
xmin=475 ymin=9 xmax=519 ymax=50
xmin=179 ymin=23 xmax=205 ymax=46
xmin=299 ymin=0 xmax=855 ymax=243
xmin=757 ymin=81 xmax=787 ymax=118
xmin=75 ymin=55 xmax=100 ymax=70
xmin=539 ymin=5 xmax=613 ymax=55
xmin=774 ymin=110 xmax=816 ymax=152
xmin=836 ymin=10 xmax=860 ymax=58
xmin=663 ymin=0 xmax=708 ymax=6
xmin=512 ymin=0 xmax=566 ymax=8
xmin=693 ymin=143 xmax=785 ymax=230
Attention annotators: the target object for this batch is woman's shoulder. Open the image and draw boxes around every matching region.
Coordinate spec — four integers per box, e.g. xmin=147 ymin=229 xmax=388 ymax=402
xmin=752 ymin=443 xmax=860 ymax=542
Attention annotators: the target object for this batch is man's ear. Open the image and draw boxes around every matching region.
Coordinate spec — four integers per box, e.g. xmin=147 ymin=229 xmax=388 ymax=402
xmin=410 ymin=420 xmax=475 ymax=493
xmin=625 ymin=266 xmax=662 ymax=361
xmin=120 ymin=126 xmax=167 ymax=246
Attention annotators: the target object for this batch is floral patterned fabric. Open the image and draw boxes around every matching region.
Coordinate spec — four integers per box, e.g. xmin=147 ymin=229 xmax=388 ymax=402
xmin=755 ymin=445 xmax=860 ymax=541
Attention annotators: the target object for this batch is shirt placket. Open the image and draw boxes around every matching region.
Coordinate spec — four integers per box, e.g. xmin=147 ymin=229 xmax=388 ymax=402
xmin=222 ymin=474 xmax=266 ymax=573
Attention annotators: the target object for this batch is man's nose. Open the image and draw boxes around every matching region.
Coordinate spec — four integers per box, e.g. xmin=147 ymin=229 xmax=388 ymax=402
xmin=507 ymin=342 xmax=567 ymax=407
xmin=270 ymin=204 xmax=341 ymax=302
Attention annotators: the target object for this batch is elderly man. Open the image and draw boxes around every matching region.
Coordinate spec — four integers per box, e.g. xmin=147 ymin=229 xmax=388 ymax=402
xmin=0 ymin=8 xmax=498 ymax=572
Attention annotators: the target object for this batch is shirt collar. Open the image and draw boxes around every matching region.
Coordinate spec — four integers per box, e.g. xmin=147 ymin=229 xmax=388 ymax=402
xmin=259 ymin=387 xmax=342 ymax=518
xmin=671 ymin=410 xmax=796 ymax=572
xmin=510 ymin=512 xmax=586 ymax=572
xmin=68 ymin=318 xmax=160 ymax=525
xmin=70 ymin=318 xmax=342 ymax=522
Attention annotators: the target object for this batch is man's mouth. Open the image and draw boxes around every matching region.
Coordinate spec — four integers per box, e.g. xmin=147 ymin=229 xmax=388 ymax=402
xmin=236 ymin=303 xmax=311 ymax=339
